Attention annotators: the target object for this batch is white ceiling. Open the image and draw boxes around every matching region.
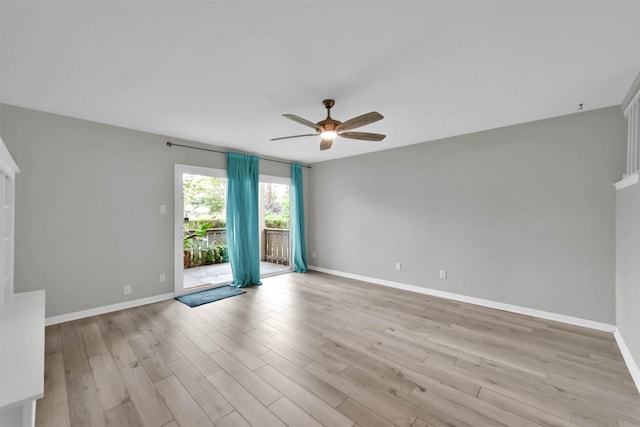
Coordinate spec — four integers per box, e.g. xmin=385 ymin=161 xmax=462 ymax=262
xmin=1 ymin=1 xmax=639 ymax=165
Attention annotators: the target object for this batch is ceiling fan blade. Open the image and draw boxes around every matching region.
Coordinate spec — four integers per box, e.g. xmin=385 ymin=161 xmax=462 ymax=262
xmin=270 ymin=133 xmax=318 ymax=141
xmin=320 ymin=138 xmax=333 ymax=151
xmin=339 ymin=132 xmax=386 ymax=141
xmin=282 ymin=114 xmax=320 ymax=130
xmin=336 ymin=112 xmax=383 ymax=132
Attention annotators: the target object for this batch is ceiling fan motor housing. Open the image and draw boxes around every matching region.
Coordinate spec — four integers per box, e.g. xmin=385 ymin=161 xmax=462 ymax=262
xmin=317 ymin=118 xmax=340 ymax=132
xmin=318 ymin=99 xmax=340 ymax=132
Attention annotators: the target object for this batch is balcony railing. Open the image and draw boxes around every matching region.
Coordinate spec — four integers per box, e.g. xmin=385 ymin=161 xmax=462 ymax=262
xmin=198 ymin=227 xmax=289 ymax=266
xmin=265 ymin=228 xmax=289 ymax=266
xmin=205 ymin=228 xmax=227 ymax=245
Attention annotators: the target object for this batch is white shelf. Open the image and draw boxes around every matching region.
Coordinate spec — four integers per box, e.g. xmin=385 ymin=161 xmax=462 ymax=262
xmin=0 ymin=290 xmax=46 ymax=410
xmin=615 ymin=172 xmax=640 ymax=190
xmin=0 ymin=136 xmax=42 ymax=427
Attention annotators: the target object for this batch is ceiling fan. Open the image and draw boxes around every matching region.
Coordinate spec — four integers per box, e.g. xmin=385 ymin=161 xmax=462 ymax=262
xmin=270 ymin=99 xmax=386 ymax=151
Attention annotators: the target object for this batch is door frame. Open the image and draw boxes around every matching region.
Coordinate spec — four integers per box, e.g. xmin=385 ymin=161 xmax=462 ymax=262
xmin=174 ymin=164 xmax=227 ymax=296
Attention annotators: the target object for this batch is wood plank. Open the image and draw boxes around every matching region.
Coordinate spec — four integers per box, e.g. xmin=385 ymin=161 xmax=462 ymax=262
xmin=163 ymin=328 xmax=222 ymax=376
xmin=103 ymin=329 xmax=138 ymax=366
xmin=138 ymin=326 xmax=184 ymax=363
xmin=468 ymin=357 xmax=614 ymax=421
xmin=174 ymin=321 xmax=221 ymax=354
xmin=61 ymin=321 xmax=91 ymax=379
xmin=112 ymin=310 xmax=144 ymax=341
xmin=45 ymin=325 xmax=62 ymax=355
xmin=408 ymin=381 xmax=542 ymax=427
xmin=255 ymin=364 xmax=354 ymax=427
xmin=477 ymin=388 xmax=578 ymax=427
xmin=269 ymin=397 xmax=324 ymax=427
xmin=352 ymin=326 xmax=430 ymax=363
xmin=546 ymin=371 xmax=640 ymax=418
xmin=571 ymin=408 xmax=618 ymax=426
xmin=271 ymin=331 xmax=348 ymax=373
xmin=142 ymin=303 xmax=184 ymax=330
xmin=318 ymin=336 xmax=416 ymax=396
xmin=337 ymin=363 xmax=478 ymax=427
xmin=261 ymin=350 xmax=348 ymax=408
xmin=215 ymin=324 xmax=270 ymax=355
xmin=246 ymin=328 xmax=313 ymax=368
xmin=81 ymin=322 xmax=109 ymax=357
xmin=264 ymin=317 xmax=327 ymax=347
xmin=116 ymin=359 xmax=173 ymax=427
xmin=199 ymin=304 xmax=254 ymax=333
xmin=35 ymin=352 xmax=70 ymax=427
xmin=94 ymin=313 xmax=120 ymax=336
xmin=207 ymin=370 xmax=286 ymax=427
xmin=168 ymin=357 xmax=234 ymax=422
xmin=337 ymin=398 xmax=396 ymax=427
xmin=213 ymin=411 xmax=251 ymax=427
xmin=173 ymin=304 xmax=220 ymax=336
xmin=67 ymin=373 xmax=106 ymax=427
xmin=439 ymin=358 xmax=573 ymax=420
xmin=209 ymin=349 xmax=281 ymax=406
xmin=35 ymin=400 xmax=70 ymax=427
xmin=305 ymin=361 xmax=416 ymax=427
xmin=128 ymin=336 xmax=173 ymax=382
xmin=36 ymin=352 xmax=69 ymax=427
xmin=155 ymin=375 xmax=214 ymax=427
xmin=42 ymin=352 xmax=68 ymax=405
xmin=89 ymin=352 xmax=129 ymax=411
xmin=619 ymin=415 xmax=640 ymax=427
xmin=104 ymin=401 xmax=144 ymax=427
xmin=208 ymin=330 xmax=266 ymax=370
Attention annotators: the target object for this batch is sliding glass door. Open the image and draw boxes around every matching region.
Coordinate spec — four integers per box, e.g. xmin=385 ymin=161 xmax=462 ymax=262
xmin=175 ymin=165 xmax=230 ymax=296
xmin=175 ymin=166 xmax=292 ymax=295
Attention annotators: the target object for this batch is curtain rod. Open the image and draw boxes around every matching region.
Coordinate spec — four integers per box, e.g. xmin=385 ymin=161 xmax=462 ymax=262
xmin=166 ymin=141 xmax=311 ymax=168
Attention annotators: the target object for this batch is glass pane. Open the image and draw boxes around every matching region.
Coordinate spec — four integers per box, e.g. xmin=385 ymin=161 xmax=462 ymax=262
xmin=182 ymin=173 xmax=231 ymax=289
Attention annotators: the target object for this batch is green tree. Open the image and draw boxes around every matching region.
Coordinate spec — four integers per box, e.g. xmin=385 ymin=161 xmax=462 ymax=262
xmin=183 ymin=174 xmax=225 ymax=219
xmin=263 ymin=183 xmax=290 ymax=228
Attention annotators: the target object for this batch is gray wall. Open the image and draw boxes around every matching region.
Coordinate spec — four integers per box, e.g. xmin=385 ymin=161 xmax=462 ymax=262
xmin=309 ymin=106 xmax=626 ymax=323
xmin=0 ymin=102 xmax=625 ymax=324
xmin=616 ymin=182 xmax=640 ymax=367
xmin=0 ymin=104 xmax=307 ymax=317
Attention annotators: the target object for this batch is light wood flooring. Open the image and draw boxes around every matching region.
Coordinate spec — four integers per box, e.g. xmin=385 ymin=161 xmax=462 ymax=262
xmin=36 ymin=271 xmax=640 ymax=427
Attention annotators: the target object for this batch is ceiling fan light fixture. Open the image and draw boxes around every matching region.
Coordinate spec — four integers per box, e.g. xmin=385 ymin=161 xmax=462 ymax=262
xmin=320 ymin=130 xmax=337 ymax=140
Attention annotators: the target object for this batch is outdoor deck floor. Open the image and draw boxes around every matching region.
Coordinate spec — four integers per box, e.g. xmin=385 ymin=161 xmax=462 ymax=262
xmin=183 ymin=261 xmax=290 ymax=289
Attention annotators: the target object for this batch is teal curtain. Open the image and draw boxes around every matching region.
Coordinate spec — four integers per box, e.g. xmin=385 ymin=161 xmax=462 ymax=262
xmin=226 ymin=152 xmax=262 ymax=287
xmin=291 ymin=163 xmax=308 ymax=272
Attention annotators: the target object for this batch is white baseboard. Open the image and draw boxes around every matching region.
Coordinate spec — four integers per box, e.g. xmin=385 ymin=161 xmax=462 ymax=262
xmin=45 ymin=292 xmax=175 ymax=326
xmin=614 ymin=328 xmax=640 ymax=393
xmin=308 ymin=265 xmax=615 ymax=333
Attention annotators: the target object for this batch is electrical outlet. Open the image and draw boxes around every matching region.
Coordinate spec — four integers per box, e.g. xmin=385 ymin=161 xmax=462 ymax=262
xmin=159 ymin=273 xmax=166 ymax=283
xmin=439 ymin=270 xmax=447 ymax=279
xmin=395 ymin=262 xmax=401 ymax=270
xmin=159 ymin=204 xmax=167 ymax=214
xmin=124 ymin=285 xmax=132 ymax=295
xmin=312 ymin=252 xmax=316 ymax=259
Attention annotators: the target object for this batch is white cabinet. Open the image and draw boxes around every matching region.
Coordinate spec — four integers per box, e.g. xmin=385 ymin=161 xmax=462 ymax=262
xmin=0 ymin=137 xmax=45 ymax=427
